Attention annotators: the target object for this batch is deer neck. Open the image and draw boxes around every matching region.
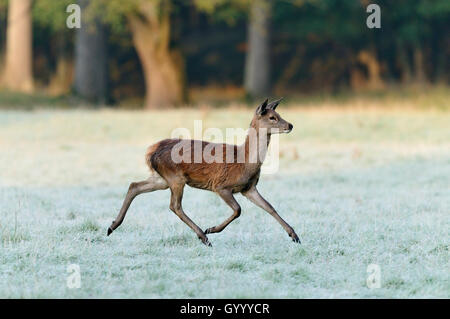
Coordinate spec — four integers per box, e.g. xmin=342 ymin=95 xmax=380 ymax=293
xmin=242 ymin=127 xmax=271 ymax=167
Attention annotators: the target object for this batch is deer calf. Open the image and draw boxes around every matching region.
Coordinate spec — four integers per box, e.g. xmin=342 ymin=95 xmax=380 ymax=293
xmin=107 ymin=98 xmax=300 ymax=246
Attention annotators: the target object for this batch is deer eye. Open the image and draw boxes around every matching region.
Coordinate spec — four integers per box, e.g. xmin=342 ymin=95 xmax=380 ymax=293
xmin=269 ymin=116 xmax=277 ymax=121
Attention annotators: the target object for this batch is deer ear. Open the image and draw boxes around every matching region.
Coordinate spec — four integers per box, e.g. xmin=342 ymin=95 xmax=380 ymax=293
xmin=268 ymin=97 xmax=283 ymax=110
xmin=256 ymin=98 xmax=269 ymax=115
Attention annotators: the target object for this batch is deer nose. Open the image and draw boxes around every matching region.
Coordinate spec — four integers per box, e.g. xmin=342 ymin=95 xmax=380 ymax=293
xmin=288 ymin=123 xmax=293 ymax=130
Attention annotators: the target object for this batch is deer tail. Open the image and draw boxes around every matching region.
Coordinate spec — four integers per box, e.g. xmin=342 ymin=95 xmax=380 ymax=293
xmin=145 ymin=142 xmax=161 ymax=172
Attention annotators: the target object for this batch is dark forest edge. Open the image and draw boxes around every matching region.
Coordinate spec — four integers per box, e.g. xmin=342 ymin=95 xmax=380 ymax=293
xmin=0 ymin=0 xmax=448 ymax=109
xmin=0 ymin=84 xmax=448 ymax=111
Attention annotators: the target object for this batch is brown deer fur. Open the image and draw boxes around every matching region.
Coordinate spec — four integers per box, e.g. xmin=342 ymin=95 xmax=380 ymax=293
xmin=107 ymin=99 xmax=300 ymax=246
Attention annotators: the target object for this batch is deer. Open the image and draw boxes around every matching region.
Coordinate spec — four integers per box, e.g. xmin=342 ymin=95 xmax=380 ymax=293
xmin=107 ymin=98 xmax=301 ymax=246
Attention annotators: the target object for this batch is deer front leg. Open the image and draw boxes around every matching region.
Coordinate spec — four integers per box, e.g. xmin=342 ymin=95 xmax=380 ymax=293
xmin=242 ymin=187 xmax=301 ymax=243
xmin=205 ymin=189 xmax=241 ymax=234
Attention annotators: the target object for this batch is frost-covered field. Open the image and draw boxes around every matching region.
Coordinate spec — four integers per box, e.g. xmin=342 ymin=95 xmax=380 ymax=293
xmin=0 ymin=105 xmax=449 ymax=298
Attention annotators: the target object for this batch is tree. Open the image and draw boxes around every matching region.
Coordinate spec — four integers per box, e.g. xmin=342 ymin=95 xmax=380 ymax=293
xmin=3 ymin=0 xmax=33 ymax=93
xmin=381 ymin=0 xmax=450 ymax=84
xmin=127 ymin=0 xmax=183 ymax=108
xmin=91 ymin=0 xmax=184 ymax=109
xmin=33 ymin=0 xmax=75 ymax=95
xmin=74 ymin=0 xmax=108 ymax=103
xmin=244 ymin=0 xmax=271 ymax=98
xmin=195 ymin=0 xmax=272 ymax=97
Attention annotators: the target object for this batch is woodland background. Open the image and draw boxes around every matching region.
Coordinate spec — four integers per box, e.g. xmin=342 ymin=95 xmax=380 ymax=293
xmin=0 ymin=0 xmax=448 ymax=108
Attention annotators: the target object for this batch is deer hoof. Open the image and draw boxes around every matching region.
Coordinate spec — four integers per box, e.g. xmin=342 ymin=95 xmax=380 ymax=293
xmin=200 ymin=236 xmax=212 ymax=247
xmin=204 ymin=228 xmax=213 ymax=234
xmin=107 ymin=227 xmax=113 ymax=236
xmin=204 ymin=240 xmax=212 ymax=247
xmin=291 ymin=235 xmax=301 ymax=244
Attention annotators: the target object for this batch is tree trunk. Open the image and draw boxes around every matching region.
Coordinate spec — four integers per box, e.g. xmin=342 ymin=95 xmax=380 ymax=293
xmin=73 ymin=0 xmax=108 ymax=104
xmin=0 ymin=53 xmax=4 ymax=79
xmin=431 ymin=33 xmax=446 ymax=83
xmin=3 ymin=0 xmax=33 ymax=93
xmin=396 ymin=44 xmax=412 ymax=84
xmin=48 ymin=56 xmax=74 ymax=96
xmin=244 ymin=0 xmax=271 ymax=98
xmin=350 ymin=67 xmax=367 ymax=91
xmin=128 ymin=1 xmax=184 ymax=109
xmin=48 ymin=32 xmax=73 ymax=96
xmin=413 ymin=46 xmax=426 ymax=84
xmin=433 ymin=46 xmax=446 ymax=83
xmin=275 ymin=45 xmax=304 ymax=92
xmin=357 ymin=49 xmax=384 ymax=90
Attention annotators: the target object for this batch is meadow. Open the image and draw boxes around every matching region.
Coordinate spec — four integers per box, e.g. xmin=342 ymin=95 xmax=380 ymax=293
xmin=0 ymin=94 xmax=449 ymax=298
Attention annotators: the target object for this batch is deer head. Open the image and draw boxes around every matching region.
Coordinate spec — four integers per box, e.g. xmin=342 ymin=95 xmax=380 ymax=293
xmin=252 ymin=98 xmax=293 ymax=134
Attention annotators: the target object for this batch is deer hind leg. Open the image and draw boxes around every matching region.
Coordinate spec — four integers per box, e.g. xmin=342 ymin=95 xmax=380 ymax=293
xmin=205 ymin=189 xmax=241 ymax=234
xmin=107 ymin=173 xmax=168 ymax=236
xmin=168 ymin=182 xmax=211 ymax=246
xmin=243 ymin=187 xmax=301 ymax=243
